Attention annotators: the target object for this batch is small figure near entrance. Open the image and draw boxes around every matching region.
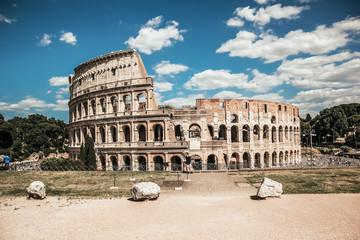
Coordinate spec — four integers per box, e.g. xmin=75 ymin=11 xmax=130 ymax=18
xmin=183 ymin=152 xmax=192 ymax=174
xmin=4 ymin=155 xmax=10 ymax=170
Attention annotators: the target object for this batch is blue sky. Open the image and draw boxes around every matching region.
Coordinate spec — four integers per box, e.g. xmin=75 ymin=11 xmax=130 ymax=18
xmin=0 ymin=0 xmax=359 ymax=122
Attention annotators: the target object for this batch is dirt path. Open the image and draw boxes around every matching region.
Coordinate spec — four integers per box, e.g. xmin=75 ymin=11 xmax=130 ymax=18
xmin=1 ymin=173 xmax=359 ymax=240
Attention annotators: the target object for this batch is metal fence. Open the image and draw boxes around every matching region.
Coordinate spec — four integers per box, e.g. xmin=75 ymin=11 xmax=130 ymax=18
xmin=4 ymin=155 xmax=360 ymax=172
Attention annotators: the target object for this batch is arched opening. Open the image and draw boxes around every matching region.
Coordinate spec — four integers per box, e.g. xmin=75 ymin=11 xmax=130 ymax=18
xmin=78 ymin=104 xmax=82 ymax=118
xmin=111 ymin=126 xmax=117 ymax=143
xmin=76 ymin=129 xmax=81 ymax=143
xmin=189 ymin=124 xmax=201 ymax=138
xmin=154 ymin=124 xmax=163 ymax=141
xmin=243 ymin=152 xmax=250 ymax=168
xmin=243 ymin=125 xmax=250 ymax=142
xmin=231 ymin=152 xmax=240 ymax=169
xmin=285 ymin=126 xmax=289 ymax=140
xmin=100 ymin=98 xmax=106 ymax=113
xmin=219 ymin=125 xmax=227 ymax=140
xmin=111 ymin=156 xmax=118 ymax=171
xmin=154 ymin=156 xmax=164 ymax=171
xmin=271 ymin=116 xmax=276 ymax=124
xmin=272 ymin=151 xmax=277 ymax=166
xmin=138 ymin=125 xmax=146 ymax=142
xmin=138 ymin=156 xmax=147 ymax=171
xmin=264 ymin=152 xmax=270 ymax=168
xmin=290 ymin=150 xmax=293 ymax=164
xmin=123 ymin=125 xmax=131 ymax=142
xmin=255 ymin=153 xmax=261 ymax=168
xmin=290 ymin=126 xmax=293 ymax=142
xmin=272 ymin=126 xmax=277 ymax=143
xmin=285 ymin=151 xmax=289 ymax=165
xmin=99 ymin=127 xmax=105 ymax=143
xmin=207 ymin=154 xmax=218 ymax=170
xmin=253 ymin=125 xmax=260 ymax=141
xmin=263 ymin=125 xmax=269 ymax=141
xmin=91 ymin=100 xmax=96 ymax=115
xmin=171 ymin=156 xmax=182 ymax=171
xmin=123 ymin=156 xmax=131 ymax=171
xmin=279 ymin=151 xmax=284 ymax=166
xmin=279 ymin=126 xmax=283 ymax=142
xmin=208 ymin=125 xmax=214 ymax=139
xmin=175 ymin=125 xmax=183 ymax=140
xmin=231 ymin=126 xmax=239 ymax=142
xmin=90 ymin=127 xmax=95 ymax=142
xmin=110 ymin=96 xmax=117 ymax=113
xmin=230 ymin=114 xmax=238 ymax=123
xmin=124 ymin=95 xmax=131 ymax=111
xmin=100 ymin=155 xmax=106 ymax=170
xmin=138 ymin=93 xmax=146 ymax=110
xmin=83 ymin=102 xmax=88 ymax=117
xmin=192 ymin=155 xmax=202 ymax=170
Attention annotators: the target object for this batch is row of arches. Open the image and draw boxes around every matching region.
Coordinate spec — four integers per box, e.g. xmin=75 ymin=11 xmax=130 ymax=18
xmin=70 ymin=92 xmax=147 ymax=122
xmin=96 ymin=150 xmax=300 ymax=171
xmin=229 ymin=114 xmax=297 ymax=124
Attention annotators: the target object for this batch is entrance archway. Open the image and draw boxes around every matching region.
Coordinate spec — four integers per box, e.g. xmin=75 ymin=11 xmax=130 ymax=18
xmin=207 ymin=154 xmax=218 ymax=170
xmin=111 ymin=156 xmax=118 ymax=171
xmin=138 ymin=156 xmax=146 ymax=171
xmin=171 ymin=156 xmax=182 ymax=171
xmin=154 ymin=156 xmax=164 ymax=171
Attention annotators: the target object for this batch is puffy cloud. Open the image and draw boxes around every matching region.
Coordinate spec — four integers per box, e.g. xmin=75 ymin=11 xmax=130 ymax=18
xmin=162 ymin=94 xmax=205 ymax=108
xmin=55 ymin=87 xmax=69 ymax=99
xmin=0 ymin=14 xmax=16 ymax=24
xmin=59 ymin=31 xmax=77 ymax=45
xmin=213 ymin=91 xmax=243 ymax=99
xmin=154 ymin=81 xmax=173 ymax=92
xmin=0 ymin=96 xmax=56 ymax=112
xmin=184 ymin=69 xmax=248 ymax=90
xmin=290 ymin=87 xmax=360 ymax=117
xmin=53 ymin=99 xmax=69 ymax=111
xmin=249 ymin=93 xmax=284 ymax=102
xmin=39 ymin=33 xmax=52 ymax=47
xmin=233 ymin=4 xmax=305 ymax=26
xmin=154 ymin=60 xmax=189 ymax=76
xmin=125 ymin=16 xmax=185 ymax=54
xmin=254 ymin=0 xmax=275 ymax=4
xmin=217 ymin=17 xmax=360 ymax=63
xmin=49 ymin=76 xmax=69 ymax=86
xmin=226 ymin=17 xmax=244 ymax=27
xmin=278 ymin=52 xmax=360 ymax=88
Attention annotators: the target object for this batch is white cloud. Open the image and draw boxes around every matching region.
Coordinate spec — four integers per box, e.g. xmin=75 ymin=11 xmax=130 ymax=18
xmin=0 ymin=14 xmax=16 ymax=24
xmin=254 ymin=0 xmax=275 ymax=4
xmin=39 ymin=33 xmax=52 ymax=47
xmin=145 ymin=16 xmax=163 ymax=28
xmin=278 ymin=52 xmax=360 ymax=88
xmin=233 ymin=4 xmax=305 ymax=26
xmin=55 ymin=87 xmax=69 ymax=99
xmin=290 ymin=87 xmax=360 ymax=117
xmin=184 ymin=69 xmax=248 ymax=90
xmin=162 ymin=94 xmax=205 ymax=108
xmin=249 ymin=93 xmax=284 ymax=102
xmin=49 ymin=76 xmax=69 ymax=86
xmin=125 ymin=16 xmax=185 ymax=54
xmin=0 ymin=96 xmax=56 ymax=112
xmin=46 ymin=90 xmax=52 ymax=94
xmin=154 ymin=60 xmax=189 ymax=76
xmin=226 ymin=17 xmax=244 ymax=27
xmin=53 ymin=99 xmax=69 ymax=111
xmin=59 ymin=31 xmax=77 ymax=45
xmin=217 ymin=17 xmax=360 ymax=63
xmin=213 ymin=91 xmax=243 ymax=99
xmin=154 ymin=81 xmax=173 ymax=92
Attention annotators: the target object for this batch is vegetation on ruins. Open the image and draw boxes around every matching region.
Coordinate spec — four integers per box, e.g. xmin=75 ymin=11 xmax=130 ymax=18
xmin=0 ymin=113 xmax=68 ymax=160
xmin=78 ymin=134 xmax=96 ymax=169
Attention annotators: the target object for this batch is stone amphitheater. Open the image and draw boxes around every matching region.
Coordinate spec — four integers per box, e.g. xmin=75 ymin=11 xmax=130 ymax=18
xmin=68 ymin=49 xmax=301 ymax=171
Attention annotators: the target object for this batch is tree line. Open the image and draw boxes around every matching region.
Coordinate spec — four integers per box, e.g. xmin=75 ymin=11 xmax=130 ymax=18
xmin=301 ymin=103 xmax=360 ymax=148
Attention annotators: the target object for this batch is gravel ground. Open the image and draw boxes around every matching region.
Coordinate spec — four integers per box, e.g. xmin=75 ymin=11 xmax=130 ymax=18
xmin=1 ymin=173 xmax=359 ymax=240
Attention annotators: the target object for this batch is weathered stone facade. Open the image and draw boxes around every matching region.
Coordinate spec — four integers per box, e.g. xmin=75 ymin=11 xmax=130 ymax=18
xmin=68 ymin=49 xmax=301 ymax=171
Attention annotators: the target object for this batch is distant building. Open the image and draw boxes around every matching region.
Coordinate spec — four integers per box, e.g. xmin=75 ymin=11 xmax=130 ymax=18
xmin=68 ymin=49 xmax=301 ymax=171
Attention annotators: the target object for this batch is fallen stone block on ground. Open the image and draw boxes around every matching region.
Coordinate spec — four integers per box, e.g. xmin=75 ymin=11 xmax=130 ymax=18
xmin=131 ymin=182 xmax=160 ymax=201
xmin=27 ymin=181 xmax=46 ymax=199
xmin=257 ymin=177 xmax=282 ymax=199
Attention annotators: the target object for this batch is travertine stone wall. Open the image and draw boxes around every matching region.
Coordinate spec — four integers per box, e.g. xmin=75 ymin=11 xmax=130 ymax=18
xmin=68 ymin=49 xmax=301 ymax=171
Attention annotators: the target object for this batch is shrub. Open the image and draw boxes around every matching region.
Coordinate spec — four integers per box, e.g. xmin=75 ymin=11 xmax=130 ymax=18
xmin=40 ymin=157 xmax=85 ymax=171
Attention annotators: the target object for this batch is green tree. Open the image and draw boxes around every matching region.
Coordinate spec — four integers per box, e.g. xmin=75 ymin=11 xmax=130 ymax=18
xmin=79 ymin=134 xmax=96 ymax=170
xmin=0 ymin=113 xmax=13 ymax=149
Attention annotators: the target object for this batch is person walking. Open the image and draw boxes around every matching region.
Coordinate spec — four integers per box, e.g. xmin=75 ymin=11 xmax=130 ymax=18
xmin=4 ymin=155 xmax=10 ymax=170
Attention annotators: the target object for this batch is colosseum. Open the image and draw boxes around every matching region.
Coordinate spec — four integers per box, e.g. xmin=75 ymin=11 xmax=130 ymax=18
xmin=68 ymin=49 xmax=301 ymax=171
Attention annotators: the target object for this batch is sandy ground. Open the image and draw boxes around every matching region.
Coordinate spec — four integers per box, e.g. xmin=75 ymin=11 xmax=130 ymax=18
xmin=1 ymin=173 xmax=360 ymax=240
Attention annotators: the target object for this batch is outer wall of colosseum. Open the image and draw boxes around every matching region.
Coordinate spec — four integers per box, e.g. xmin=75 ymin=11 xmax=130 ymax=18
xmin=68 ymin=49 xmax=301 ymax=171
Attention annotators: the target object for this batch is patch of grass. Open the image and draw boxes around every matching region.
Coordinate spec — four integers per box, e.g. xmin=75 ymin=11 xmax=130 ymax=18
xmin=0 ymin=171 xmax=169 ymax=198
xmin=243 ymin=168 xmax=360 ymax=194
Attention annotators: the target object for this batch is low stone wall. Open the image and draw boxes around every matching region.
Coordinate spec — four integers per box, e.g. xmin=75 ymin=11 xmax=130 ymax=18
xmin=9 ymin=160 xmax=41 ymax=171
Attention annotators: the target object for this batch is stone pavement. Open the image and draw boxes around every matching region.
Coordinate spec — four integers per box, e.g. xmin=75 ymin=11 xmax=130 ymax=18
xmin=162 ymin=172 xmax=257 ymax=196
